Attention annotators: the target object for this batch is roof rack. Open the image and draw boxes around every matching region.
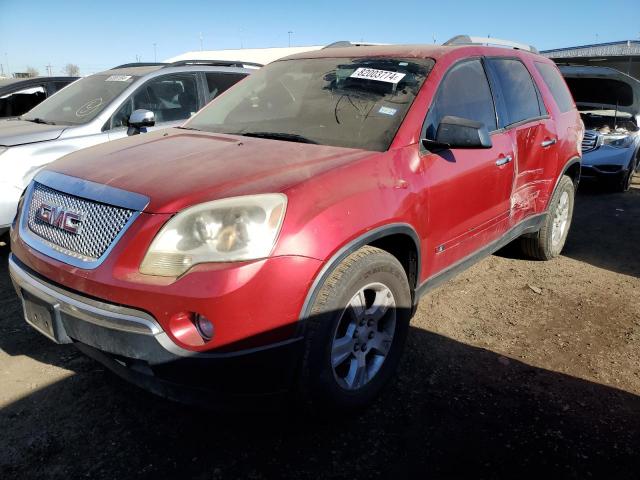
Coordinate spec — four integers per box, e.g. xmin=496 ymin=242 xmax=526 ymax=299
xmin=443 ymin=35 xmax=538 ymax=54
xmin=166 ymin=59 xmax=263 ymax=69
xmin=111 ymin=62 xmax=167 ymax=69
xmin=323 ymin=41 xmax=383 ymax=49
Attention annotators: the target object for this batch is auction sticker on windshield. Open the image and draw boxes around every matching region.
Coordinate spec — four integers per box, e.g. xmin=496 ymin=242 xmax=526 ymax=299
xmin=105 ymin=75 xmax=132 ymax=82
xmin=349 ymin=68 xmax=406 ymax=84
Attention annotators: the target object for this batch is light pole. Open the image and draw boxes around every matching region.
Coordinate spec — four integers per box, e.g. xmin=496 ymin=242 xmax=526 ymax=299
xmin=153 ymin=43 xmax=157 ymax=62
xmin=288 ymin=31 xmax=293 ymax=47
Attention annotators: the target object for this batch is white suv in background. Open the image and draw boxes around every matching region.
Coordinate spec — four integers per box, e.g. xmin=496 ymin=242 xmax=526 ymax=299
xmin=0 ymin=60 xmax=256 ymax=237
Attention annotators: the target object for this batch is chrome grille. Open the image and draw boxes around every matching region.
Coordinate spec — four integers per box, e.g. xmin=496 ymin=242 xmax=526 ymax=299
xmin=26 ymin=182 xmax=135 ymax=261
xmin=582 ymin=130 xmax=598 ymax=153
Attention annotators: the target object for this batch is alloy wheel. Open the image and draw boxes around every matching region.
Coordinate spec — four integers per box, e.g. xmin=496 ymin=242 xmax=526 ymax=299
xmin=330 ymin=282 xmax=396 ymax=390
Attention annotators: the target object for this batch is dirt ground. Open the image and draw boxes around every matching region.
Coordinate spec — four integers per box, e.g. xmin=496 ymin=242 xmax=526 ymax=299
xmin=1 ymin=179 xmax=639 ymax=480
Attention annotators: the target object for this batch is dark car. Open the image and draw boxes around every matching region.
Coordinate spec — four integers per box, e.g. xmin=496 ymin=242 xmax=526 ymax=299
xmin=0 ymin=76 xmax=78 ymax=119
xmin=559 ymin=65 xmax=640 ymax=191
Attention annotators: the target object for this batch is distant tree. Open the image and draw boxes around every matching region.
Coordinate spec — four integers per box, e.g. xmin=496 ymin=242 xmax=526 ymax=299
xmin=63 ymin=63 xmax=80 ymax=76
xmin=25 ymin=66 xmax=39 ymax=77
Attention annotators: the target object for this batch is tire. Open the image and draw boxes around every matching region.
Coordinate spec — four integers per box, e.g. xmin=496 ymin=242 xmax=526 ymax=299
xmin=299 ymin=246 xmax=412 ymax=411
xmin=521 ymin=175 xmax=575 ymax=260
xmin=614 ymin=157 xmax=637 ymax=193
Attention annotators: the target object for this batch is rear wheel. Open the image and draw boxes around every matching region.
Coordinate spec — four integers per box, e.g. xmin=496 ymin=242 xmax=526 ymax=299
xmin=299 ymin=246 xmax=412 ymax=411
xmin=521 ymin=175 xmax=575 ymax=260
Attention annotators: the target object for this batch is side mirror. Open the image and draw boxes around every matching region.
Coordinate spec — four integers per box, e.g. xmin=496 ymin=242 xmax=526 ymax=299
xmin=422 ymin=115 xmax=492 ymax=150
xmin=127 ymin=109 xmax=155 ymax=136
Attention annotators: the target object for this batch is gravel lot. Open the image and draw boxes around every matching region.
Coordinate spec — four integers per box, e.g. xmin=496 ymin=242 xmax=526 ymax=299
xmin=1 ymin=180 xmax=639 ymax=480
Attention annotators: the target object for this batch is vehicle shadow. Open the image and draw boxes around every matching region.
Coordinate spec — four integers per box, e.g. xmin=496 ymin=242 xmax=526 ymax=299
xmin=562 ymin=182 xmax=640 ymax=278
xmin=495 ymin=181 xmax=639 ymax=278
xmin=1 ymin=304 xmax=639 ymax=479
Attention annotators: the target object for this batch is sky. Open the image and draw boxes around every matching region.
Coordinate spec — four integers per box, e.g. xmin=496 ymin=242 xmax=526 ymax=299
xmin=1 ymin=0 xmax=639 ymax=76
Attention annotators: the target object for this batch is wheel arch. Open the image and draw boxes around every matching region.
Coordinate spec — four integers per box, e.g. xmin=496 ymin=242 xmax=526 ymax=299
xmin=559 ymin=156 xmax=581 ymax=192
xmin=298 ymin=223 xmax=421 ymax=322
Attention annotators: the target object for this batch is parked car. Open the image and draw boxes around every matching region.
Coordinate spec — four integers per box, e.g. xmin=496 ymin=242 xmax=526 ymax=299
xmin=0 ymin=60 xmax=254 ymax=238
xmin=559 ymin=65 xmax=640 ymax=191
xmin=9 ymin=37 xmax=582 ymax=410
xmin=0 ymin=76 xmax=78 ymax=119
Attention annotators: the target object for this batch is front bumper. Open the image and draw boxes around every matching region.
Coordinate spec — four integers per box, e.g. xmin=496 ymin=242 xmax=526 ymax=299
xmin=9 ymin=254 xmax=305 ymax=399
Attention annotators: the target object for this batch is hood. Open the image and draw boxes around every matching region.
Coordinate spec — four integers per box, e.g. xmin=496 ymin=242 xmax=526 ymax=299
xmin=0 ymin=119 xmax=67 ymax=146
xmin=559 ymin=65 xmax=640 ymax=115
xmin=47 ymin=128 xmax=374 ymax=213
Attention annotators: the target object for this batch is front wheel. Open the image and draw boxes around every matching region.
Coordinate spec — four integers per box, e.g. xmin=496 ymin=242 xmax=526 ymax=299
xmin=615 ymin=157 xmax=637 ymax=192
xmin=299 ymin=246 xmax=412 ymax=411
xmin=521 ymin=175 xmax=575 ymax=260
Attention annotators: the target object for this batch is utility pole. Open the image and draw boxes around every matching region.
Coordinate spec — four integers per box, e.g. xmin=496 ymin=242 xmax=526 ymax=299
xmin=46 ymin=63 xmax=53 ymax=76
xmin=153 ymin=43 xmax=157 ymax=62
xmin=199 ymin=32 xmax=204 ymax=51
xmin=4 ymin=53 xmax=9 ymax=78
xmin=288 ymin=31 xmax=293 ymax=47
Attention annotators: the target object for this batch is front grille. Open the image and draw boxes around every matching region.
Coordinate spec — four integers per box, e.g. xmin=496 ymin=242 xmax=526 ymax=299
xmin=26 ymin=182 xmax=135 ymax=261
xmin=582 ymin=130 xmax=598 ymax=153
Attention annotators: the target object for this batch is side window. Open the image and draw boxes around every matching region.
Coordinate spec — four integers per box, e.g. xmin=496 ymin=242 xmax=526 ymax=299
xmin=205 ymin=73 xmax=247 ymax=102
xmin=487 ymin=58 xmax=541 ymax=126
xmin=111 ymin=73 xmax=199 ymax=128
xmin=424 ymin=59 xmax=497 ymax=140
xmin=535 ymin=62 xmax=575 ymax=113
xmin=0 ymin=85 xmax=46 ymax=117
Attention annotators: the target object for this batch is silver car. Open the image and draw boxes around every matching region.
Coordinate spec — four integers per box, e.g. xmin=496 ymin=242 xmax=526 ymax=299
xmin=0 ymin=61 xmax=255 ymax=237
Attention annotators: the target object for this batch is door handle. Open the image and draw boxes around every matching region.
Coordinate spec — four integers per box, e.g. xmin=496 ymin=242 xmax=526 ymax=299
xmin=541 ymin=138 xmax=557 ymax=148
xmin=495 ymin=155 xmax=513 ymax=166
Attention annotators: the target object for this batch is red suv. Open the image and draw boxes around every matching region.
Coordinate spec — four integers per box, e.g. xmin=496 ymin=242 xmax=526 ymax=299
xmin=9 ymin=37 xmax=582 ymax=409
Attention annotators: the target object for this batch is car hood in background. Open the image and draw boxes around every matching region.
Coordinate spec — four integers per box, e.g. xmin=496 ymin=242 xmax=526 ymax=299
xmin=559 ymin=65 xmax=640 ymax=115
xmin=47 ymin=128 xmax=374 ymax=213
xmin=0 ymin=119 xmax=67 ymax=146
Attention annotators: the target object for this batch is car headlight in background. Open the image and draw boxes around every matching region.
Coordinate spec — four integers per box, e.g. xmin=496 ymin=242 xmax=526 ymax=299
xmin=140 ymin=194 xmax=287 ymax=277
xmin=598 ymin=133 xmax=635 ymax=149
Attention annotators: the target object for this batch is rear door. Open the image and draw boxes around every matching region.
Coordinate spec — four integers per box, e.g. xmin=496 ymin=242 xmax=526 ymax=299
xmin=485 ymin=58 xmax=558 ymax=224
xmin=422 ymin=58 xmax=516 ymax=273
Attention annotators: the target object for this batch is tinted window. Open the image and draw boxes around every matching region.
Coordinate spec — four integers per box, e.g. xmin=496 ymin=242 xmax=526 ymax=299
xmin=424 ymin=59 xmax=496 ymax=140
xmin=536 ymin=63 xmax=574 ymax=113
xmin=187 ymin=57 xmax=434 ymax=152
xmin=205 ymin=72 xmax=247 ymax=102
xmin=0 ymin=85 xmax=46 ymax=117
xmin=111 ymin=73 xmax=199 ymax=128
xmin=488 ymin=58 xmax=541 ymax=126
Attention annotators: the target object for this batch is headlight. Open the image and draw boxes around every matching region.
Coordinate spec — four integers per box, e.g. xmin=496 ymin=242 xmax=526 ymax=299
xmin=140 ymin=194 xmax=287 ymax=277
xmin=599 ymin=133 xmax=635 ymax=149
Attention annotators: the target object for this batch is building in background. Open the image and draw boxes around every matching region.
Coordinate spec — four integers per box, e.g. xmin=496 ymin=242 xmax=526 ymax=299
xmin=542 ymin=40 xmax=640 ymax=80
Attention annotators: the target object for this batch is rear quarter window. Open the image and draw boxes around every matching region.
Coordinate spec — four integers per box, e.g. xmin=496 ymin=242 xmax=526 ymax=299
xmin=487 ymin=58 xmax=542 ymax=127
xmin=535 ymin=62 xmax=575 ymax=113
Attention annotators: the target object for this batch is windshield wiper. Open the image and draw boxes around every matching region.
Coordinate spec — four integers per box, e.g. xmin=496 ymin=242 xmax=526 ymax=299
xmin=176 ymin=126 xmax=201 ymax=131
xmin=22 ymin=117 xmax=56 ymax=125
xmin=240 ymin=131 xmax=318 ymax=144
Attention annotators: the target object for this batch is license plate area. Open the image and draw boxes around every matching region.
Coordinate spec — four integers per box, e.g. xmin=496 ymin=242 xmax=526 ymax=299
xmin=21 ymin=291 xmax=70 ymax=344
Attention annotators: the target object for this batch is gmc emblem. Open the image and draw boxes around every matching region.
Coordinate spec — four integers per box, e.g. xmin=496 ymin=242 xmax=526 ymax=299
xmin=36 ymin=203 xmax=84 ymax=235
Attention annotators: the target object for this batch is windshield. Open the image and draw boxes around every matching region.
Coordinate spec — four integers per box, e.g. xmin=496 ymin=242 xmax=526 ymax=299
xmin=22 ymin=74 xmax=139 ymax=125
xmin=185 ymin=57 xmax=434 ymax=151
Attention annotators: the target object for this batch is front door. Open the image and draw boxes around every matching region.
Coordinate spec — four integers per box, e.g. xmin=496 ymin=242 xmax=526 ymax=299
xmin=421 ymin=58 xmax=515 ymax=275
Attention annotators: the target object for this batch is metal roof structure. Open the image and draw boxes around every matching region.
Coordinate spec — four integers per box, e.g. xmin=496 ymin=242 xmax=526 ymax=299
xmin=542 ymin=40 xmax=640 ymax=58
xmin=541 ymin=40 xmax=640 ymax=80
